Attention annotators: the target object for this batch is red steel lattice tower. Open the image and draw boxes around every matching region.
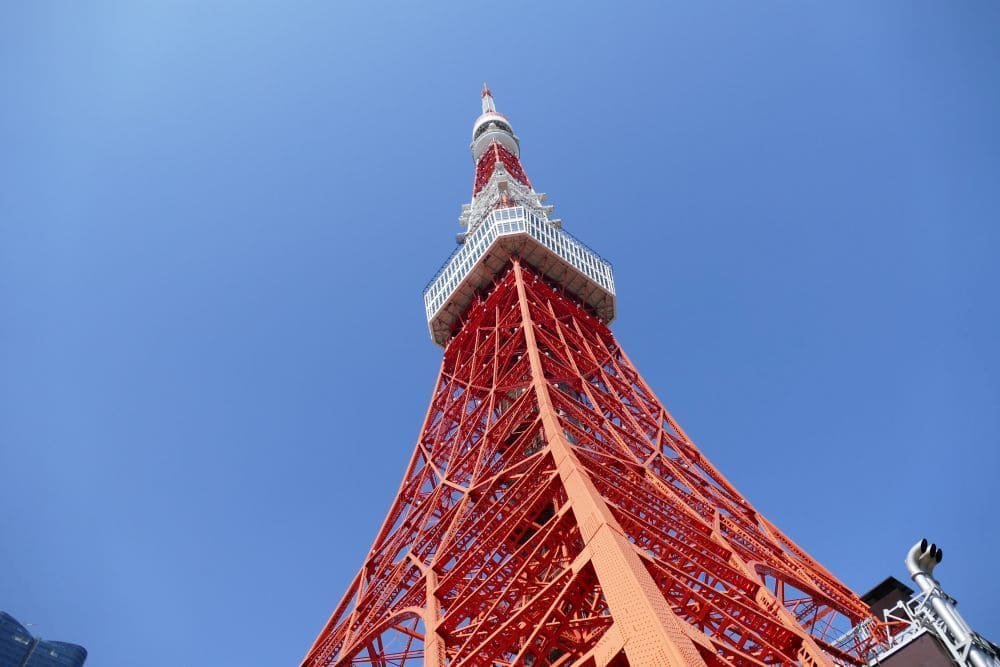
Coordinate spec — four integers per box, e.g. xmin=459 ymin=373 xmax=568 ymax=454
xmin=302 ymin=86 xmax=883 ymax=667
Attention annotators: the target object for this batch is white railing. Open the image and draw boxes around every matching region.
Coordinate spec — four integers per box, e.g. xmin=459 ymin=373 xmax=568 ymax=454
xmin=423 ymin=207 xmax=615 ymax=322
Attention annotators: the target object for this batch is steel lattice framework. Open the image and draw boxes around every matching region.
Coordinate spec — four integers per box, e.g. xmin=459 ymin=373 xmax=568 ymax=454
xmin=302 ymin=87 xmax=884 ymax=667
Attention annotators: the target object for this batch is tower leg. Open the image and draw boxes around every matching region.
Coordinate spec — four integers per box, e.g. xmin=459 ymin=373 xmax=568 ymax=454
xmin=514 ymin=261 xmax=709 ymax=667
xmin=422 ymin=570 xmax=447 ymax=667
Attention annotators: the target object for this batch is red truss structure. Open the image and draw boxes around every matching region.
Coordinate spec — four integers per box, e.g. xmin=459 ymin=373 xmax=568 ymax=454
xmin=474 ymin=142 xmax=531 ymax=195
xmin=302 ymin=87 xmax=884 ymax=667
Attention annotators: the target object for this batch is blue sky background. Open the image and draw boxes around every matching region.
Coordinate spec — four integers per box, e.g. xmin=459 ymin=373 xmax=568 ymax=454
xmin=2 ymin=3 xmax=998 ymax=665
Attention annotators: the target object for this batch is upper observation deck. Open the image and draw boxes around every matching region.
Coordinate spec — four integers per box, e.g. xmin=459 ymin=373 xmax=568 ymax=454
xmin=423 ymin=205 xmax=615 ymax=347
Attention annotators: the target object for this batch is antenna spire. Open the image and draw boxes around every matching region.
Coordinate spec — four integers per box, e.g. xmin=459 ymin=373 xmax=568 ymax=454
xmin=481 ymin=82 xmax=496 ymax=114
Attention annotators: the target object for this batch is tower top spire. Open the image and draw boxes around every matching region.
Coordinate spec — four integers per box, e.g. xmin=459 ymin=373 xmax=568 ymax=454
xmin=471 ymin=83 xmax=514 ymax=151
xmin=481 ymin=82 xmax=495 ymax=114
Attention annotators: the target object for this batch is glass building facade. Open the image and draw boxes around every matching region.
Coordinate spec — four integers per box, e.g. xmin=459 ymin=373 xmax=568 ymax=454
xmin=0 ymin=612 xmax=87 ymax=667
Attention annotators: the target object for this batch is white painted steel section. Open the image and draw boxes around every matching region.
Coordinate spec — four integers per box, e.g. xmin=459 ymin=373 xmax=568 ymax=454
xmin=423 ymin=207 xmax=615 ymax=323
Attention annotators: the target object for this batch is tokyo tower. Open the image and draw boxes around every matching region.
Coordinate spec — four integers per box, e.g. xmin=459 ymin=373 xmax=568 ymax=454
xmin=301 ymin=85 xmax=883 ymax=667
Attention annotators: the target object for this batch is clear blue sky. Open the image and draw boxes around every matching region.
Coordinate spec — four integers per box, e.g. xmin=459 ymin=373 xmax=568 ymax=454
xmin=2 ymin=3 xmax=998 ymax=665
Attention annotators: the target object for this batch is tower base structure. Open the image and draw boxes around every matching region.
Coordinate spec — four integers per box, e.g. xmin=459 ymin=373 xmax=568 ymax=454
xmin=303 ymin=261 xmax=881 ymax=667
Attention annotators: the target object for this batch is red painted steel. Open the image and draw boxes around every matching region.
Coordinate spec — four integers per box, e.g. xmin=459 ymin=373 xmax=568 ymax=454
xmin=473 ymin=142 xmax=531 ymax=195
xmin=302 ymin=261 xmax=883 ymax=666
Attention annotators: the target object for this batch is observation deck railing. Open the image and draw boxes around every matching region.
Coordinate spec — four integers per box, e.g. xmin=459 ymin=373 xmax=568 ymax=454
xmin=423 ymin=207 xmax=615 ymax=322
